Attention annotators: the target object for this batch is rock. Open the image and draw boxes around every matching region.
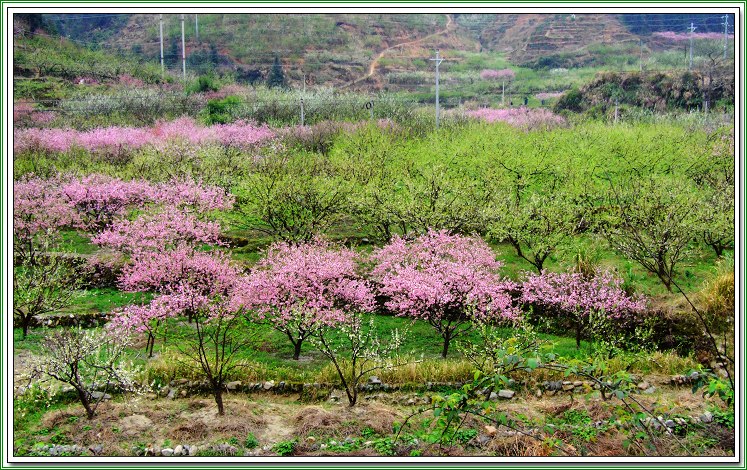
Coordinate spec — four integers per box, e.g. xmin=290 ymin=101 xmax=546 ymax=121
xmin=162 ymin=448 xmax=174 ymax=457
xmin=498 ymin=389 xmax=515 ymax=399
xmin=167 ymin=388 xmax=176 ymax=400
xmin=406 ymin=398 xmax=417 ymax=406
xmin=180 ymin=389 xmax=187 ymax=397
xmin=484 ymin=425 xmax=498 ymax=436
xmin=368 ymin=376 xmax=382 ymax=385
xmin=637 ymin=381 xmax=650 ymax=391
xmin=562 ymin=384 xmax=575 ymax=391
xmin=535 ymin=389 xmax=542 ymax=398
xmin=477 ymin=435 xmax=491 ymax=446
xmin=489 ymin=392 xmax=498 ymax=400
xmin=545 ymin=380 xmax=563 ymax=391
xmin=90 ymin=391 xmax=112 ymax=400
xmin=643 ymin=386 xmax=656 ymax=394
xmin=689 ymin=371 xmax=700 ymax=381
xmin=262 ymin=381 xmax=275 ymax=390
xmin=173 ymin=445 xmax=183 ymax=456
xmin=319 ymin=444 xmax=327 ymax=450
xmin=664 ymin=420 xmax=675 ymax=428
xmin=700 ymin=411 xmax=714 ymax=423
xmin=226 ymin=381 xmax=242 ymax=391
xmin=573 ymin=381 xmax=583 ymax=387
xmin=89 ymin=444 xmax=103 ymax=455
xmin=562 ymin=381 xmax=572 ymax=385
xmin=363 ymin=441 xmax=373 ymax=447
xmin=306 ymin=437 xmax=316 ymax=443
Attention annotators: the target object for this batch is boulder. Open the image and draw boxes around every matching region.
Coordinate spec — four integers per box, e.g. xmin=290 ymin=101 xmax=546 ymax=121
xmin=498 ymin=389 xmax=515 ymax=399
xmin=226 ymin=381 xmax=242 ymax=391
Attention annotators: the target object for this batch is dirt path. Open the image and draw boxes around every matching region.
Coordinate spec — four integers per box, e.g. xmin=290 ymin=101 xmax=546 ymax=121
xmin=343 ymin=14 xmax=454 ymax=88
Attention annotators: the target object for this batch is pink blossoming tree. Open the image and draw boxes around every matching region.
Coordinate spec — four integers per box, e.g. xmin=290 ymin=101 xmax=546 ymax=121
xmin=237 ymin=239 xmax=375 ymax=360
xmin=370 ymin=230 xmax=519 ymax=358
xmin=92 ymin=208 xmax=224 ymax=255
xmin=521 ymin=269 xmax=646 ymax=348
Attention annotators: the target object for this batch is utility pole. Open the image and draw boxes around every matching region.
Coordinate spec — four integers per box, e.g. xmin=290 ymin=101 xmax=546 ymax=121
xmin=195 ymin=14 xmax=199 ymax=42
xmin=300 ymin=73 xmax=305 ymax=126
xmin=689 ymin=22 xmax=696 ymax=71
xmin=722 ymin=15 xmax=729 ymax=59
xmin=159 ymin=14 xmax=164 ymax=75
xmin=181 ymin=14 xmax=186 ymax=79
xmin=430 ymin=50 xmax=444 ymax=129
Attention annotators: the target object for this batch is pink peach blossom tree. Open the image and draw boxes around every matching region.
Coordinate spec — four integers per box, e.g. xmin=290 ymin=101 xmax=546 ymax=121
xmin=521 ymin=269 xmax=647 ymax=348
xmin=370 ymin=230 xmax=519 ymax=358
xmin=237 ymin=239 xmax=375 ymax=360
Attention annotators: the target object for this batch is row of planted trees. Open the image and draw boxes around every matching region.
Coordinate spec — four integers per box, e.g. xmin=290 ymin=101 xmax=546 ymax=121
xmin=15 ymin=173 xmax=646 ymax=416
xmin=231 ymin=122 xmax=734 ymax=291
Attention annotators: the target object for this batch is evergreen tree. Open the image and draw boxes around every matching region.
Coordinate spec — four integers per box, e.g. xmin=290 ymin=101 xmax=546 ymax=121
xmin=167 ymin=37 xmax=179 ymax=69
xmin=266 ymin=55 xmax=286 ymax=89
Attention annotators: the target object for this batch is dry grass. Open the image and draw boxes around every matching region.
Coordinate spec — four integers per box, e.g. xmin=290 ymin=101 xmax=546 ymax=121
xmin=294 ymin=406 xmax=345 ymax=436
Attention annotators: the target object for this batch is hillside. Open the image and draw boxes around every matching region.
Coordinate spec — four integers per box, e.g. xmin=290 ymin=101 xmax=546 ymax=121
xmin=99 ymin=13 xmax=646 ymax=89
xmin=14 ymin=12 xmax=734 ymax=102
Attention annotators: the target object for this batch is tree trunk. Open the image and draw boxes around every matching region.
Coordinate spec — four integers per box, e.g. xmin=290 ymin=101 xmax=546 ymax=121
xmin=76 ymin=388 xmax=95 ymax=419
xmin=22 ymin=318 xmax=30 ymax=339
xmin=711 ymin=243 xmax=724 ymax=258
xmin=441 ymin=335 xmax=451 ymax=358
xmin=146 ymin=334 xmax=155 ymax=358
xmin=214 ymin=388 xmax=225 ymax=416
xmin=576 ymin=322 xmax=582 ymax=349
xmin=347 ymin=387 xmax=358 ymax=407
xmin=292 ymin=340 xmax=303 ymax=361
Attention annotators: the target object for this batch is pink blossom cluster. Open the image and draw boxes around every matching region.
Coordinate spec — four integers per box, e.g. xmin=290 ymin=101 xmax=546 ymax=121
xmin=108 ymin=251 xmax=243 ymax=336
xmin=14 ymin=117 xmax=276 ymax=155
xmin=60 ymin=174 xmax=161 ymax=231
xmin=370 ymin=230 xmax=519 ymax=323
xmin=535 ymin=92 xmax=565 ymax=100
xmin=201 ymin=84 xmax=248 ymax=101
xmin=236 ymin=239 xmax=375 ymax=329
xmin=151 ymin=178 xmax=235 ymax=213
xmin=521 ymin=270 xmax=646 ymax=320
xmin=14 ymin=175 xmax=77 ymax=242
xmin=466 ymin=106 xmax=567 ymax=130
xmin=117 ymin=74 xmax=146 ymax=88
xmin=92 ymin=208 xmax=224 ymax=255
xmin=653 ymin=31 xmax=734 ymax=41
xmin=13 ymin=101 xmax=34 ymax=123
xmin=109 ymin=296 xmax=175 ymax=335
xmin=480 ymin=69 xmax=516 ymax=81
xmin=14 ymin=174 xmax=234 ymax=236
xmin=119 ymin=247 xmax=239 ymax=298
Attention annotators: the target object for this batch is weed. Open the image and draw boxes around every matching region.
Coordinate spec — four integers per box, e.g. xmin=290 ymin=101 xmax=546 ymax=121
xmin=373 ymin=437 xmax=396 ymax=456
xmin=244 ymin=433 xmax=259 ymax=449
xmin=273 ymin=439 xmax=297 ymax=457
